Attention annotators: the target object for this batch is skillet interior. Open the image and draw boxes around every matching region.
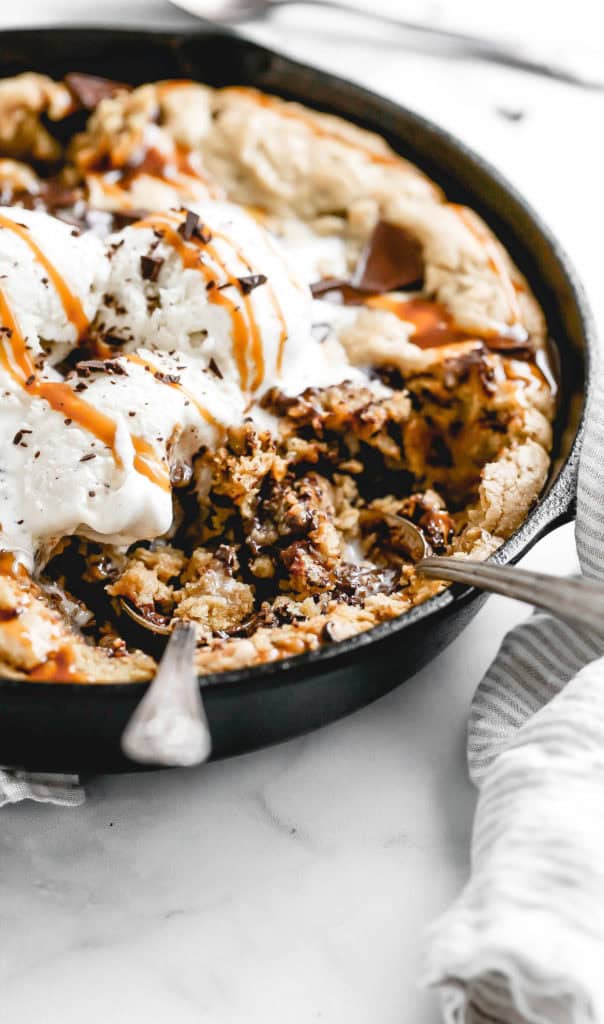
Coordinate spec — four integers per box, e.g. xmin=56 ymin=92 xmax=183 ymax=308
xmin=0 ymin=27 xmax=592 ymax=771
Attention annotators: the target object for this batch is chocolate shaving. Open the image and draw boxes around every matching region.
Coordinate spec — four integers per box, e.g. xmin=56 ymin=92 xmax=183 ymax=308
xmin=208 ymin=357 xmax=223 ymax=380
xmin=154 ymin=371 xmax=181 ymax=385
xmin=237 ymin=273 xmax=267 ymax=295
xmin=80 ymin=453 xmax=97 ymax=462
xmin=75 ymin=359 xmax=126 ymax=377
xmin=311 ymin=322 xmax=331 ymax=344
xmin=12 ymin=430 xmax=31 ymax=445
xmin=352 ymin=220 xmax=424 ymax=293
xmin=140 ymin=254 xmax=164 ymax=282
xmin=65 ymin=72 xmax=131 ymax=111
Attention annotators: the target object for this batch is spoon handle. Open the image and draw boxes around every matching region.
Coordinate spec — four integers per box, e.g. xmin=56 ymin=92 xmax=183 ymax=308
xmin=417 ymin=557 xmax=604 ymax=634
xmin=121 ymin=622 xmax=212 ymax=767
xmin=273 ymin=0 xmax=603 ymax=89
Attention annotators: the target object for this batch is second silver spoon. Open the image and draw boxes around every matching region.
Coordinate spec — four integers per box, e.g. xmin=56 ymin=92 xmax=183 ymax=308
xmin=121 ymin=621 xmax=212 ymax=767
xmin=418 ymin=555 xmax=604 ymax=635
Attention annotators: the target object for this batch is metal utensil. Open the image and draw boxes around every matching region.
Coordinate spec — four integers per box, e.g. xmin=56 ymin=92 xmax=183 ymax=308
xmin=120 ymin=597 xmax=172 ymax=636
xmin=381 ymin=519 xmax=604 ymax=635
xmin=171 ymin=0 xmax=604 ymax=90
xmin=418 ymin=555 xmax=604 ymax=634
xmin=121 ymin=622 xmax=212 ymax=767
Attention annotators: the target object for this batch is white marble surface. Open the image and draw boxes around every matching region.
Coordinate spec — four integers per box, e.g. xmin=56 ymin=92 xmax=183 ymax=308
xmin=1 ymin=3 xmax=603 ymax=1022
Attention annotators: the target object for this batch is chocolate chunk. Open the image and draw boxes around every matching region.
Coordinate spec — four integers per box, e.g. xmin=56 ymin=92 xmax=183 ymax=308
xmin=177 ymin=209 xmax=199 ymax=241
xmin=208 ymin=357 xmax=223 ymax=379
xmin=237 ymin=273 xmax=267 ymax=295
xmin=65 ymin=72 xmax=131 ymax=110
xmin=310 ymin=277 xmax=351 ymax=299
xmin=177 ymin=209 xmax=212 ymax=244
xmin=140 ymin=254 xmax=164 ymax=282
xmin=352 ymin=221 xmax=424 ymax=293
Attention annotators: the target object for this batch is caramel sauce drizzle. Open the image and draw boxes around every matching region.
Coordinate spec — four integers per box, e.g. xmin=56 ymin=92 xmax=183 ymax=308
xmin=87 ymin=173 xmax=136 ymax=208
xmin=125 ymin=352 xmax=218 ymax=426
xmin=224 ymin=87 xmax=403 ymax=168
xmin=87 ymin=141 xmax=219 ymax=208
xmin=134 ymin=211 xmax=280 ymax=391
xmin=366 ymin=295 xmax=474 ymax=348
xmin=28 ymin=646 xmax=86 ymax=682
xmin=210 ymin=224 xmax=289 ymax=384
xmin=0 ymin=290 xmax=169 ymax=492
xmin=0 ymin=551 xmax=20 ymax=577
xmin=0 ymin=558 xmax=84 ymax=682
xmin=0 ymin=214 xmax=89 ymax=336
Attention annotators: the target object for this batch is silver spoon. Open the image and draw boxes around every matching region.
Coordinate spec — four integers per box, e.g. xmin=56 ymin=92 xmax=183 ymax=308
xmin=417 ymin=551 xmax=604 ymax=636
xmin=172 ymin=0 xmax=604 ymax=90
xmin=121 ymin=621 xmax=212 ymax=767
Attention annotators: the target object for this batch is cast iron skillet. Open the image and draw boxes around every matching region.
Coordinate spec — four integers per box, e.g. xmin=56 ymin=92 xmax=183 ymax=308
xmin=0 ymin=27 xmax=593 ymax=772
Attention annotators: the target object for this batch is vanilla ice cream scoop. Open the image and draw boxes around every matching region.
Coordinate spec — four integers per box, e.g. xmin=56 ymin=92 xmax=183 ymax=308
xmin=0 ymin=208 xmax=239 ymax=568
xmin=0 ymin=202 xmax=359 ymax=570
xmin=94 ymin=200 xmax=353 ymax=394
xmin=0 ymin=206 xmax=107 ymax=363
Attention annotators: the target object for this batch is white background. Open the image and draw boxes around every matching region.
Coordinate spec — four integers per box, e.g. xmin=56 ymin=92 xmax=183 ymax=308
xmin=1 ymin=2 xmax=602 ymax=1022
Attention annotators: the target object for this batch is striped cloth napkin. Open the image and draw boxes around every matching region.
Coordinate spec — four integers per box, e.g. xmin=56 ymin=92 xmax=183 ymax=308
xmin=421 ymin=372 xmax=604 ymax=1023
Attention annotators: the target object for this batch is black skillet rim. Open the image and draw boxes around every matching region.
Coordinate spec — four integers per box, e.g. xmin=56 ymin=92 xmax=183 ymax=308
xmin=0 ymin=25 xmax=594 ymax=698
